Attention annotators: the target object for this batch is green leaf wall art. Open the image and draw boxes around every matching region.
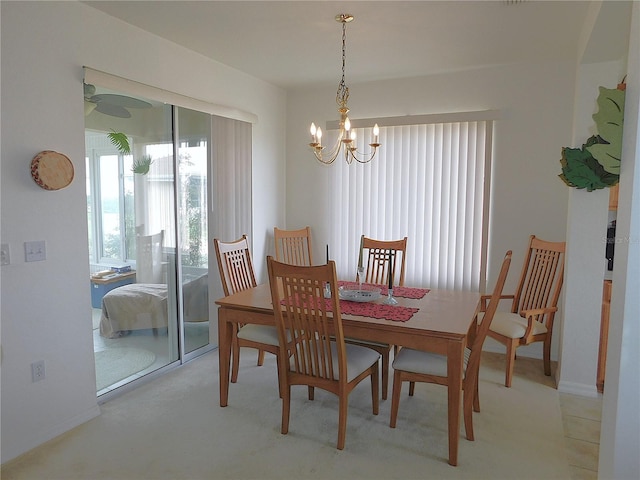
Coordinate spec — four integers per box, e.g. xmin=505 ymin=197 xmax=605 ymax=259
xmin=559 ymin=81 xmax=625 ymax=190
xmin=559 ymin=136 xmax=620 ymax=191
xmin=587 ymin=87 xmax=625 ymax=175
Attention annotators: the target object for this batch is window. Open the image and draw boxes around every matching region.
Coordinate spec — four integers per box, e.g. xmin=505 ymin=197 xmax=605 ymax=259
xmin=328 ymin=112 xmax=495 ymax=291
xmin=85 ymin=134 xmax=135 ymax=265
xmin=85 ymin=135 xmax=211 ymax=269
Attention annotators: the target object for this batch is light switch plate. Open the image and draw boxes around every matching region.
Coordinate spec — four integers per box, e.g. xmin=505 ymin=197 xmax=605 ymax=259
xmin=25 ymin=240 xmax=46 ymax=262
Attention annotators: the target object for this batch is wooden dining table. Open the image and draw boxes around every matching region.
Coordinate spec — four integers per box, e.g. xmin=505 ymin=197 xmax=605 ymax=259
xmin=216 ymin=282 xmax=480 ymax=466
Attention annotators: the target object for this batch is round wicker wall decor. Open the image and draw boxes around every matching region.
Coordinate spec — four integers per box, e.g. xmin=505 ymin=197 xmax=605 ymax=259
xmin=30 ymin=150 xmax=74 ymax=190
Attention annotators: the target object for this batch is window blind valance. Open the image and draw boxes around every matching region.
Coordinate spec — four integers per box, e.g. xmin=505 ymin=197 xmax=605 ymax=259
xmin=326 ymin=110 xmax=500 ymax=130
xmin=83 ymin=67 xmax=258 ymax=124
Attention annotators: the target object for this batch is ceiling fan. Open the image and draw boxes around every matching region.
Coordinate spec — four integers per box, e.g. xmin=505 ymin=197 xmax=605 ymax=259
xmin=84 ymin=83 xmax=152 ymax=118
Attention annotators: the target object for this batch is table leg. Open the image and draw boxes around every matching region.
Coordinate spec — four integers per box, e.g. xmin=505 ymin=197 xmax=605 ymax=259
xmin=218 ymin=307 xmax=232 ymax=407
xmin=447 ymin=340 xmax=464 ymax=466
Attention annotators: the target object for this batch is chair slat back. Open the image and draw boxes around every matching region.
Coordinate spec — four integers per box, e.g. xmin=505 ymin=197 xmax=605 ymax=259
xmin=274 ymin=226 xmax=314 ymax=266
xmin=136 ymin=230 xmax=165 ymax=284
xmin=214 ymin=235 xmax=257 ymax=296
xmin=512 ymin=236 xmax=565 ymax=316
xmin=362 ymin=236 xmax=407 ymax=287
xmin=465 ymin=250 xmax=512 ymax=384
xmin=267 ymin=257 xmax=345 ymax=382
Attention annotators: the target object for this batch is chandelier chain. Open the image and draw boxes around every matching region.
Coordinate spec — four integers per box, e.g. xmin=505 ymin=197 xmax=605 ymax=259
xmin=336 ymin=20 xmax=349 ymax=108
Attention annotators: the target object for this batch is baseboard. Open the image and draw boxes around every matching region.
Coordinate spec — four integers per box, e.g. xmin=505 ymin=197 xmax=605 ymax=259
xmin=2 ymin=404 xmax=101 ymax=464
xmin=557 ymin=380 xmax=601 ymax=398
xmin=482 ymin=340 xmax=546 ymax=360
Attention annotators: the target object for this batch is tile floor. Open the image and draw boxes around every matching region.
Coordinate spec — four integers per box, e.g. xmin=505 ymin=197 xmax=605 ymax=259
xmin=559 ymin=392 xmax=603 ymax=479
xmin=481 ymin=351 xmax=603 ymax=479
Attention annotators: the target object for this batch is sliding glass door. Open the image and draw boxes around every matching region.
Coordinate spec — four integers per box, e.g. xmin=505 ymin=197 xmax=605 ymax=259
xmin=175 ymin=107 xmax=210 ymax=356
xmin=86 ymin=86 xmax=213 ymax=395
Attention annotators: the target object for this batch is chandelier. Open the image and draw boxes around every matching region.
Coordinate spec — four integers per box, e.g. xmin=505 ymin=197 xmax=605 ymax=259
xmin=309 ymin=14 xmax=380 ymax=165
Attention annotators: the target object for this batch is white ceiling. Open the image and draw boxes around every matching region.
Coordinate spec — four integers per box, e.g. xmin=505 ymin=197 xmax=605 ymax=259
xmin=84 ymin=1 xmax=626 ymax=90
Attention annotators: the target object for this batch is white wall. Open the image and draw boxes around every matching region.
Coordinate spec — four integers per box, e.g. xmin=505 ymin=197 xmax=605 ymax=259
xmin=0 ymin=1 xmax=285 ymax=462
xmin=286 ymin=61 xmax=573 ymax=362
xmin=598 ymin=2 xmax=640 ymax=477
xmin=558 ymin=60 xmax=625 ymax=398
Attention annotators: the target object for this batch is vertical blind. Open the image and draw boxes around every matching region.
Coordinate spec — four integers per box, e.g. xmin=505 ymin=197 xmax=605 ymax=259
xmin=329 ymin=115 xmax=494 ymax=291
xmin=210 ymin=116 xmax=253 ymax=241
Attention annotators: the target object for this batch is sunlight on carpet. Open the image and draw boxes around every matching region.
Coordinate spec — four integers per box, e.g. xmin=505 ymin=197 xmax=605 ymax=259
xmin=94 ymin=347 xmax=156 ymax=391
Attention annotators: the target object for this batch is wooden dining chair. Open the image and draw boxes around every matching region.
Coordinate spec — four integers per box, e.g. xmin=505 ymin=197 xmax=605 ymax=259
xmin=390 ymin=250 xmax=512 ymax=442
xmin=360 ymin=236 xmax=408 ymax=287
xmin=214 ymin=235 xmax=281 ymax=389
xmin=487 ymin=235 xmax=566 ymax=387
xmin=266 ymin=256 xmax=380 ymax=450
xmin=136 ymin=230 xmax=165 ymax=284
xmin=347 ymin=235 xmax=408 ymax=400
xmin=273 ymin=226 xmax=313 ymax=266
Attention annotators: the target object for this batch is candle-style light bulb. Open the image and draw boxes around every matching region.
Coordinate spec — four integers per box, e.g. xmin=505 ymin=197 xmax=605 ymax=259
xmin=344 ymin=117 xmax=351 ymax=132
xmin=317 ymin=127 xmax=322 ymax=146
xmin=310 ymin=123 xmax=317 ymax=143
xmin=373 ymin=123 xmax=380 ymax=143
xmin=350 ymin=130 xmax=356 ymax=141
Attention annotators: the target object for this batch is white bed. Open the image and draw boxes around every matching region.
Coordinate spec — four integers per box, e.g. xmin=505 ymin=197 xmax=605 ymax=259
xmin=99 ymin=273 xmax=208 ymax=338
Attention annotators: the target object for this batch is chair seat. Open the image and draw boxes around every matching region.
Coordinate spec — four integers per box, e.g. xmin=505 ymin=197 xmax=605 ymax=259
xmin=237 ymin=324 xmax=280 ymax=346
xmin=290 ymin=342 xmax=380 ymax=382
xmin=488 ymin=311 xmax=548 ymax=339
xmin=392 ymin=347 xmax=471 ymax=376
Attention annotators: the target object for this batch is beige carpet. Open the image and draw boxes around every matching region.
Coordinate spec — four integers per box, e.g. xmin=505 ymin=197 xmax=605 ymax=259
xmin=2 ymin=351 xmax=571 ymax=480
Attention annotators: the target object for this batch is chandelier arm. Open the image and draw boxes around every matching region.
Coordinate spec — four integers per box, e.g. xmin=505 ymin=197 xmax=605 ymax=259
xmin=312 ymin=128 xmax=346 ymax=165
xmin=346 ymin=145 xmax=379 ymax=164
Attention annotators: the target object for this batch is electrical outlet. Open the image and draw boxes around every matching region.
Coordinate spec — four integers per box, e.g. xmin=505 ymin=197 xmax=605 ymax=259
xmin=1 ymin=243 xmax=10 ymax=266
xmin=25 ymin=240 xmax=46 ymax=262
xmin=31 ymin=360 xmax=46 ymax=382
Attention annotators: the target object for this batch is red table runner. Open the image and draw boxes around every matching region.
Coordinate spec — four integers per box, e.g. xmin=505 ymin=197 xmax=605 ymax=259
xmin=335 ymin=299 xmax=418 ymax=322
xmin=281 ymin=287 xmax=424 ymax=322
